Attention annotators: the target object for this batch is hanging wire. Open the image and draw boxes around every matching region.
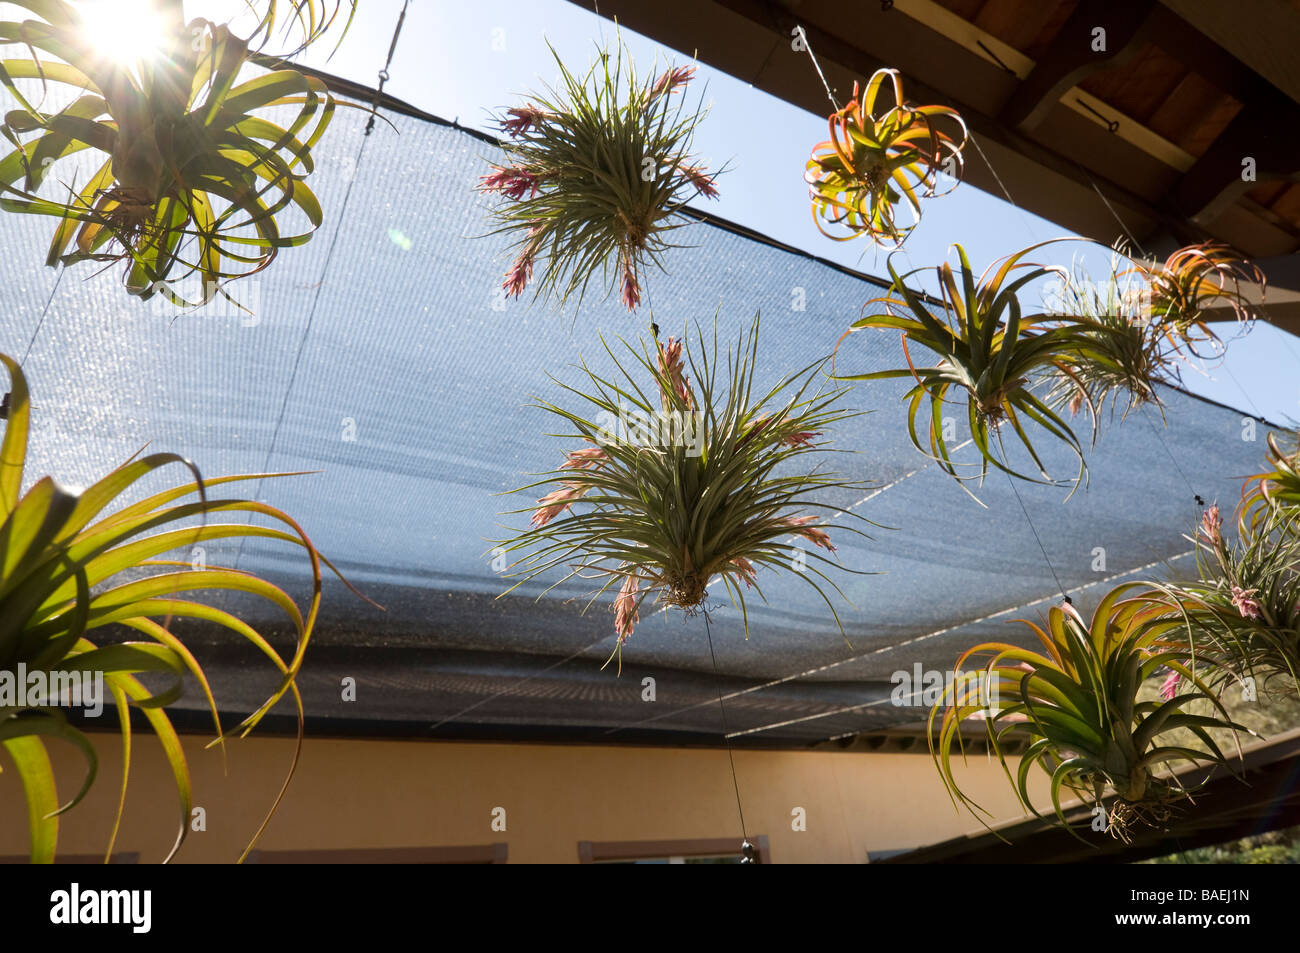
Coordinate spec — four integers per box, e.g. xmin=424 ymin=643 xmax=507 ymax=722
xmin=793 ymin=24 xmax=840 ymax=112
xmin=2 ymin=264 xmax=65 ymax=420
xmin=704 ymin=612 xmax=752 ymax=859
xmin=234 ymin=0 xmax=409 ymax=568
xmin=366 ymin=0 xmax=409 ymax=135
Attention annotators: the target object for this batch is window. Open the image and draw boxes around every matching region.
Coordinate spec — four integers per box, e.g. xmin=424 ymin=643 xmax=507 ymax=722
xmin=578 ymin=836 xmax=770 ymax=864
xmin=245 ymin=844 xmax=508 ymax=864
xmin=0 ymin=853 xmax=138 ymax=864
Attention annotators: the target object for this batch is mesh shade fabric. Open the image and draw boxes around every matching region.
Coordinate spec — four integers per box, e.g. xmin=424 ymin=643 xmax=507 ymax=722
xmin=0 ymin=102 xmax=1266 ymax=746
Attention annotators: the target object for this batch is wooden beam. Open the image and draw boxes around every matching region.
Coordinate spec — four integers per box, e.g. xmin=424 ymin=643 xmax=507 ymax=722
xmin=1000 ymin=0 xmax=1157 ymax=132
xmin=1173 ymin=88 xmax=1300 ymax=224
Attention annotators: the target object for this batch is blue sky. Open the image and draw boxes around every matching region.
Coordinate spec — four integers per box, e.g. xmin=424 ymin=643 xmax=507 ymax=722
xmin=226 ymin=0 xmax=1299 ymax=427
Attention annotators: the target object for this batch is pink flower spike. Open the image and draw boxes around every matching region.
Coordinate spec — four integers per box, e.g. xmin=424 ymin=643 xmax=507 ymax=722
xmin=1231 ymin=585 xmax=1262 ymax=620
xmin=656 ymin=336 xmax=696 ymax=409
xmin=731 ymin=557 xmax=757 ymax=588
xmin=783 ymin=515 xmax=834 ymax=552
xmin=560 ymin=446 xmax=606 ymax=470
xmin=1200 ymin=504 xmax=1222 ymax=545
xmin=783 ymin=430 xmax=821 ymax=448
xmin=615 ymin=574 xmax=641 ymax=642
xmin=650 ymin=65 xmax=695 ymax=99
xmin=1159 ymin=669 xmax=1181 ymax=702
xmin=480 ymin=165 xmax=541 ymax=201
xmin=501 ymin=105 xmax=545 ymax=137
xmin=620 ymin=261 xmax=641 ymax=311
xmin=531 ymin=483 xmax=583 ymax=527
xmin=503 ymin=246 xmax=534 ymax=298
xmin=679 ymin=163 xmax=718 ymax=199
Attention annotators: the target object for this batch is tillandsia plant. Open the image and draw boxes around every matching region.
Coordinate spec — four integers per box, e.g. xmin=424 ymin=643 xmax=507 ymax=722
xmin=1042 ymin=254 xmax=1178 ymax=434
xmin=479 ymin=40 xmax=720 ymax=312
xmin=836 ymin=241 xmax=1088 ymax=498
xmin=930 ymin=586 xmax=1249 ymax=844
xmin=1240 ymin=431 xmax=1300 ymax=528
xmin=0 ymin=0 xmax=337 ymax=309
xmin=0 ymin=354 xmax=369 ymax=863
xmin=804 ymin=68 xmax=966 ymax=248
xmin=1146 ymin=501 xmax=1300 ymax=696
xmin=495 ymin=312 xmax=874 ymax=670
xmin=1120 ymin=242 xmax=1265 ymax=361
xmin=246 ymin=0 xmax=356 ymax=55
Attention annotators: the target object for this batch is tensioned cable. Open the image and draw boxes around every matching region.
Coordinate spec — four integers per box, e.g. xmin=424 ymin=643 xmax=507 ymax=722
xmin=704 ymin=613 xmax=751 ymax=852
xmin=599 ymin=547 xmax=1194 ymax=741
xmin=793 ymin=24 xmax=840 ymax=112
xmin=20 ymin=264 xmax=65 ymax=367
xmin=2 ymin=264 xmax=65 ymax=421
xmin=233 ymin=0 xmax=410 ymax=568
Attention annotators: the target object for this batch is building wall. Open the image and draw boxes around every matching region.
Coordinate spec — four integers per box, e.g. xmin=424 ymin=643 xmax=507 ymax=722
xmin=0 ymin=733 xmax=1036 ymax=863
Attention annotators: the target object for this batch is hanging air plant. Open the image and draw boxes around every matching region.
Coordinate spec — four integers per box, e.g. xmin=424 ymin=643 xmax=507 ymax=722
xmin=930 ymin=587 xmax=1249 ymax=844
xmin=1240 ymin=431 xmax=1300 ymax=528
xmin=495 ymin=313 xmax=874 ymax=669
xmin=836 ymin=241 xmax=1088 ymax=497
xmin=1124 ymin=242 xmax=1265 ymax=361
xmin=1149 ymin=498 xmax=1300 ymax=695
xmin=0 ymin=353 xmax=371 ymax=862
xmin=480 ymin=41 xmax=719 ymax=312
xmin=248 ymin=0 xmax=356 ymax=54
xmin=0 ymin=1 xmax=336 ymax=309
xmin=1043 ymin=255 xmax=1178 ymax=433
xmin=804 ymin=68 xmax=966 ymax=248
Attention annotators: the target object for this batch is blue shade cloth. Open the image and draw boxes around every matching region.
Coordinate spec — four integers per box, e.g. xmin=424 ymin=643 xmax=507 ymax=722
xmin=0 ymin=100 xmax=1270 ymax=746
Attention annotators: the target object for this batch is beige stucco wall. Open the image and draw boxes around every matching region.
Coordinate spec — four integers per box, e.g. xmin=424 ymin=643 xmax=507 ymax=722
xmin=0 ymin=732 xmax=1036 ymax=863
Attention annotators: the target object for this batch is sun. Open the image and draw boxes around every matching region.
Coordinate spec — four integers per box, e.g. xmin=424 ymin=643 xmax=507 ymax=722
xmin=76 ymin=0 xmax=171 ymax=74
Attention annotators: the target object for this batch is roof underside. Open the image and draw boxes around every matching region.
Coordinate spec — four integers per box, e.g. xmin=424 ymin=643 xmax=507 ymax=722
xmin=572 ymin=0 xmax=1300 ymax=333
xmin=2 ymin=97 xmax=1276 ymax=748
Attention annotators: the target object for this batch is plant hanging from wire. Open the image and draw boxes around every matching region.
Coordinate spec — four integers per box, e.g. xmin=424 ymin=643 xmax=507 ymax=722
xmin=835 ymin=241 xmax=1089 ymax=498
xmin=480 ymin=40 xmax=720 ymax=312
xmin=1145 ymin=482 xmax=1300 ymax=697
xmin=930 ymin=586 xmax=1250 ymax=845
xmin=1042 ymin=252 xmax=1179 ymax=434
xmin=1124 ymin=242 xmax=1265 ymax=361
xmin=0 ymin=1 xmax=337 ymax=309
xmin=1241 ymin=431 xmax=1300 ymax=527
xmin=0 ymin=352 xmax=374 ymax=862
xmin=804 ymin=68 xmax=966 ymax=248
xmin=247 ymin=0 xmax=357 ymax=55
xmin=494 ymin=313 xmax=875 ymax=670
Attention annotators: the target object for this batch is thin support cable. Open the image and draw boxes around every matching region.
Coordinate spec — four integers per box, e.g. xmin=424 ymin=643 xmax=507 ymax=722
xmin=794 ymin=25 xmax=839 ymax=112
xmin=704 ymin=612 xmax=751 ymax=856
xmin=1001 ymin=465 xmax=1069 ymax=602
xmin=234 ymin=4 xmax=408 ymax=568
xmin=962 ymin=123 xmax=1040 ymax=242
xmin=2 ymin=264 xmax=65 ymax=420
xmin=1138 ymin=403 xmax=1206 ymax=508
xmin=1074 ymin=160 xmax=1147 ymax=257
xmin=601 ymin=548 xmax=1193 ymax=740
xmin=21 ymin=264 xmax=65 ymax=367
xmin=365 ymin=0 xmax=410 ymax=135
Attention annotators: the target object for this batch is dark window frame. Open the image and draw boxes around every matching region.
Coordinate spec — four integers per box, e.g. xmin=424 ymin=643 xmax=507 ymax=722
xmin=245 ymin=844 xmax=507 ymax=864
xmin=577 ymin=835 xmax=770 ymax=864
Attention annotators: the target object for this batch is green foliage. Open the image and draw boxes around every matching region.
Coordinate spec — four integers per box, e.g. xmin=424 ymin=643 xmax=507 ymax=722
xmin=0 ymin=353 xmax=365 ymax=862
xmin=496 ymin=313 xmax=875 ymax=670
xmin=837 ymin=241 xmax=1088 ymax=498
xmin=1148 ymin=498 xmax=1300 ymax=696
xmin=930 ymin=585 xmax=1250 ymax=844
xmin=480 ymin=40 xmax=719 ymax=312
xmin=804 ymin=68 xmax=965 ymax=248
xmin=0 ymin=0 xmax=337 ymax=308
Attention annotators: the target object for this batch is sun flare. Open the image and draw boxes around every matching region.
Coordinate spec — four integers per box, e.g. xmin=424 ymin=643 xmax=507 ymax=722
xmin=77 ymin=0 xmax=171 ymax=72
